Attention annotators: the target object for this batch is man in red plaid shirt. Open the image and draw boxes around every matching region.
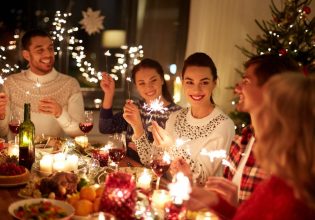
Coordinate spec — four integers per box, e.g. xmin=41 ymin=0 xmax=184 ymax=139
xmin=205 ymin=54 xmax=300 ymax=207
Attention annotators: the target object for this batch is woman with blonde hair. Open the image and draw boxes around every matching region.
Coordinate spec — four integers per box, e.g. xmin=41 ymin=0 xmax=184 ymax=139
xmin=188 ymin=73 xmax=315 ymax=219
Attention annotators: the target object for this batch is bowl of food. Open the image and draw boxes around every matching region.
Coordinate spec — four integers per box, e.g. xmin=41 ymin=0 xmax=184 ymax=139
xmin=8 ymin=198 xmax=74 ymax=220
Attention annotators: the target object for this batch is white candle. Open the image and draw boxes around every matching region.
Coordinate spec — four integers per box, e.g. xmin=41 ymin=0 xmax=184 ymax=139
xmin=66 ymin=154 xmax=79 ymax=171
xmin=53 ymin=160 xmax=66 ymax=172
xmin=137 ymin=169 xmax=152 ymax=190
xmin=54 ymin=153 xmax=66 ymax=162
xmin=75 ymin=135 xmax=89 ymax=148
xmin=8 ymin=143 xmax=19 ymax=157
xmin=40 ymin=155 xmax=53 ymax=174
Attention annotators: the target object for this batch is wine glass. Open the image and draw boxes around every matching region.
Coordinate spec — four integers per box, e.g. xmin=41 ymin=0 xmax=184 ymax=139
xmin=150 ymin=147 xmax=172 ymax=190
xmin=107 ymin=133 xmax=127 ymax=172
xmin=8 ymin=108 xmax=21 ymax=145
xmin=79 ymin=110 xmax=94 ymax=136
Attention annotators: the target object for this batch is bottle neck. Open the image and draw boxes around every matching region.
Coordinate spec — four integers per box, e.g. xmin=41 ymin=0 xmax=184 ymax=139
xmin=24 ymin=103 xmax=31 ymax=121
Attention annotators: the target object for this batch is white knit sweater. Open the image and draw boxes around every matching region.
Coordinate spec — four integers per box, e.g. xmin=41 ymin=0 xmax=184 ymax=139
xmin=0 ymin=69 xmax=85 ymax=138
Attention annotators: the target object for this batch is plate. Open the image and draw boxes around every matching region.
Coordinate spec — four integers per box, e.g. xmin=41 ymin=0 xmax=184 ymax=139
xmin=8 ymin=198 xmax=74 ymax=220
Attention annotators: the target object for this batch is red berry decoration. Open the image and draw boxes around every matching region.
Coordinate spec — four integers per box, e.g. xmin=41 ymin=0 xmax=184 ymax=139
xmin=303 ymin=6 xmax=311 ymax=14
xmin=279 ymin=48 xmax=287 ymax=56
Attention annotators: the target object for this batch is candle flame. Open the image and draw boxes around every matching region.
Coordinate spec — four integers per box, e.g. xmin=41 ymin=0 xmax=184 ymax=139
xmin=104 ymin=50 xmax=111 ymax=56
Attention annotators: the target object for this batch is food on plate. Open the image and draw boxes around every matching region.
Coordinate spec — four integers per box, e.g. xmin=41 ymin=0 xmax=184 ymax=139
xmin=13 ymin=200 xmax=68 ymax=220
xmin=0 ymin=160 xmax=30 ymax=185
xmin=39 ymin=172 xmax=78 ymax=199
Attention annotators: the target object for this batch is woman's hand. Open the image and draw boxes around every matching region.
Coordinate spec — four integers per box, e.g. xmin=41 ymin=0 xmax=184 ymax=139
xmin=170 ymin=157 xmax=193 ymax=181
xmin=205 ymin=176 xmax=238 ymax=207
xmin=151 ymin=121 xmax=174 ymax=148
xmin=100 ymin=72 xmax=115 ymax=96
xmin=123 ymin=100 xmax=144 ymax=138
xmin=187 ymin=186 xmax=219 ymax=211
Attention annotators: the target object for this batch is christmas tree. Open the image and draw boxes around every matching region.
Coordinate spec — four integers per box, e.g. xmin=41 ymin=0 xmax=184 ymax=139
xmin=231 ymin=0 xmax=315 ymax=133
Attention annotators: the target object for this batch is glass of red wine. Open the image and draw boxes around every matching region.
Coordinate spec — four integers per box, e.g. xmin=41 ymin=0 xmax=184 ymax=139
xmin=8 ymin=108 xmax=21 ymax=145
xmin=150 ymin=147 xmax=172 ymax=190
xmin=107 ymin=133 xmax=127 ymax=172
xmin=79 ymin=110 xmax=94 ymax=137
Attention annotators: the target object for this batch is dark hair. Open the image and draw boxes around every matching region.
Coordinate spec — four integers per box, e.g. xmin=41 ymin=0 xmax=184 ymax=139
xmin=244 ymin=54 xmax=300 ymax=86
xmin=21 ymin=29 xmax=52 ymax=50
xmin=182 ymin=52 xmax=218 ymax=104
xmin=131 ymin=58 xmax=173 ymax=103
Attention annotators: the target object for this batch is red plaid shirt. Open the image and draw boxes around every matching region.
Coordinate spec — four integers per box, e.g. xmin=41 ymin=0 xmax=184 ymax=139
xmin=223 ymin=126 xmax=268 ymax=203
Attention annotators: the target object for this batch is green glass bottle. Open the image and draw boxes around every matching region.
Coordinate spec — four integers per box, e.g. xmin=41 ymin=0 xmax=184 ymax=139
xmin=18 ymin=103 xmax=35 ymax=170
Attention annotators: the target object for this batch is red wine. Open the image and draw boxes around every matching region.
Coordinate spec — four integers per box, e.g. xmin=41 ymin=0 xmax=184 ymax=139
xmin=19 ymin=147 xmax=34 ymax=170
xmin=150 ymin=159 xmax=171 ymax=177
xmin=109 ymin=148 xmax=126 ymax=162
xmin=79 ymin=122 xmax=93 ymax=133
xmin=92 ymin=150 xmax=109 ymax=167
xmin=9 ymin=122 xmax=20 ymax=134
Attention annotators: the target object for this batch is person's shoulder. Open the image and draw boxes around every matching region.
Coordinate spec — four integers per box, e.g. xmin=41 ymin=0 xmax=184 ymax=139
xmin=57 ymin=72 xmax=80 ymax=86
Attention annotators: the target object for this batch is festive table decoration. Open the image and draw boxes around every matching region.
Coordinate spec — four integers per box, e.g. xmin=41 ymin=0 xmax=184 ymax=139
xmin=99 ymin=172 xmax=137 ymax=219
xmin=166 ymin=172 xmax=192 ymax=220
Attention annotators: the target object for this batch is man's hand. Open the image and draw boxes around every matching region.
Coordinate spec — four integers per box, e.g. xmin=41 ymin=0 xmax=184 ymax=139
xmin=38 ymin=97 xmax=62 ymax=118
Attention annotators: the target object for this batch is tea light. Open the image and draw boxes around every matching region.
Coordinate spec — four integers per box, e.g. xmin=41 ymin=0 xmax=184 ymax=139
xmin=8 ymin=142 xmax=19 ymax=157
xmin=75 ymin=135 xmax=89 ymax=148
xmin=151 ymin=189 xmax=171 ymax=209
xmin=137 ymin=168 xmax=152 ymax=190
xmin=39 ymin=154 xmax=53 ymax=174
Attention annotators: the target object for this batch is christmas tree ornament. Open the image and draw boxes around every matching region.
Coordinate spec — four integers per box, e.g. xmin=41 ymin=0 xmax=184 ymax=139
xmin=79 ymin=8 xmax=105 ymax=35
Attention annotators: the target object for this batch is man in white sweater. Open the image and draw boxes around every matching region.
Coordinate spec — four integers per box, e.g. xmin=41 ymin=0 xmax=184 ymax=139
xmin=0 ymin=29 xmax=84 ymax=138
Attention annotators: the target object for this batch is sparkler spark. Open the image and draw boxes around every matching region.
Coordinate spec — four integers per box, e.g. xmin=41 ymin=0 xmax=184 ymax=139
xmin=168 ymin=172 xmax=191 ymax=205
xmin=143 ymin=96 xmax=168 ymax=122
xmin=200 ymin=149 xmax=227 ymax=162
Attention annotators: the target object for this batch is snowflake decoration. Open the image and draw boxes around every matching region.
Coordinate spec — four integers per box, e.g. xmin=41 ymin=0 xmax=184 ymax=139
xmin=79 ymin=8 xmax=105 ymax=35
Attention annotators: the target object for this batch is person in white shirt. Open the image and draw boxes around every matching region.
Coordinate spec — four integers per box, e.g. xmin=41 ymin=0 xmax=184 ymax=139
xmin=0 ymin=29 xmax=84 ymax=138
xmin=133 ymin=52 xmax=235 ymax=185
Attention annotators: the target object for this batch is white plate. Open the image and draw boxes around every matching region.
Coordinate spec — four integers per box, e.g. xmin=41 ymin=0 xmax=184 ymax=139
xmin=8 ymin=198 xmax=74 ymax=220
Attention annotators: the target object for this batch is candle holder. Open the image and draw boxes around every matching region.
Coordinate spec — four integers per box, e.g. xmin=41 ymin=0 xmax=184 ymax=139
xmin=99 ymin=172 xmax=137 ymax=219
xmin=151 ymin=189 xmax=171 ymax=219
xmin=165 ymin=202 xmax=187 ymax=220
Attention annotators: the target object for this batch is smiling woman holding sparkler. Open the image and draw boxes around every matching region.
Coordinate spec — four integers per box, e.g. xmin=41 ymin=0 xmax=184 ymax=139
xmin=134 ymin=52 xmax=235 ymax=184
xmin=99 ymin=58 xmax=181 ymax=162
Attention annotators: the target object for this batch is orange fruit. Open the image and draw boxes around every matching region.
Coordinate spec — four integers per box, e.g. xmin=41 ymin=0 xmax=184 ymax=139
xmin=93 ymin=197 xmax=101 ymax=212
xmin=67 ymin=193 xmax=80 ymax=206
xmin=73 ymin=199 xmax=93 ymax=216
xmin=80 ymin=186 xmax=96 ymax=202
xmin=95 ymin=185 xmax=105 ymax=198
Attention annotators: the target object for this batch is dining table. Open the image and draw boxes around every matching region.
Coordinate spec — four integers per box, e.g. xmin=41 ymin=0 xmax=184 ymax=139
xmin=0 ymin=156 xmax=159 ymax=219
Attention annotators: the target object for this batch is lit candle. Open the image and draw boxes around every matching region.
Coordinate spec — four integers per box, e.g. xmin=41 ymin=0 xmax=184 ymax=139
xmin=75 ymin=135 xmax=89 ymax=148
xmin=54 ymin=153 xmax=66 ymax=162
xmin=8 ymin=142 xmax=19 ymax=157
xmin=137 ymin=168 xmax=152 ymax=190
xmin=151 ymin=189 xmax=171 ymax=210
xmin=65 ymin=154 xmax=79 ymax=171
xmin=53 ymin=160 xmax=66 ymax=172
xmin=40 ymin=154 xmax=53 ymax=174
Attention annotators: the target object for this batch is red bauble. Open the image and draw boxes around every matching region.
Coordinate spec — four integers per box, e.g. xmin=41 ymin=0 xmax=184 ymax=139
xmin=303 ymin=6 xmax=311 ymax=14
xmin=279 ymin=48 xmax=287 ymax=56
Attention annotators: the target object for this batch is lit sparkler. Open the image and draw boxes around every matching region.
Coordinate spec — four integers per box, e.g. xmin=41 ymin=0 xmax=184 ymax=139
xmin=168 ymin=172 xmax=191 ymax=205
xmin=200 ymin=148 xmax=236 ymax=171
xmin=104 ymin=50 xmax=111 ymax=72
xmin=143 ymin=96 xmax=168 ymax=122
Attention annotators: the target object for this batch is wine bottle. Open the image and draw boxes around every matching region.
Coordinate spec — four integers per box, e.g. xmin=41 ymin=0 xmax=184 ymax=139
xmin=18 ymin=103 xmax=35 ymax=170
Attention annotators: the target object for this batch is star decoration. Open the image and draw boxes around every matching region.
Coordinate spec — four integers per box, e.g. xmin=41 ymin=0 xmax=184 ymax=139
xmin=79 ymin=8 xmax=105 ymax=35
